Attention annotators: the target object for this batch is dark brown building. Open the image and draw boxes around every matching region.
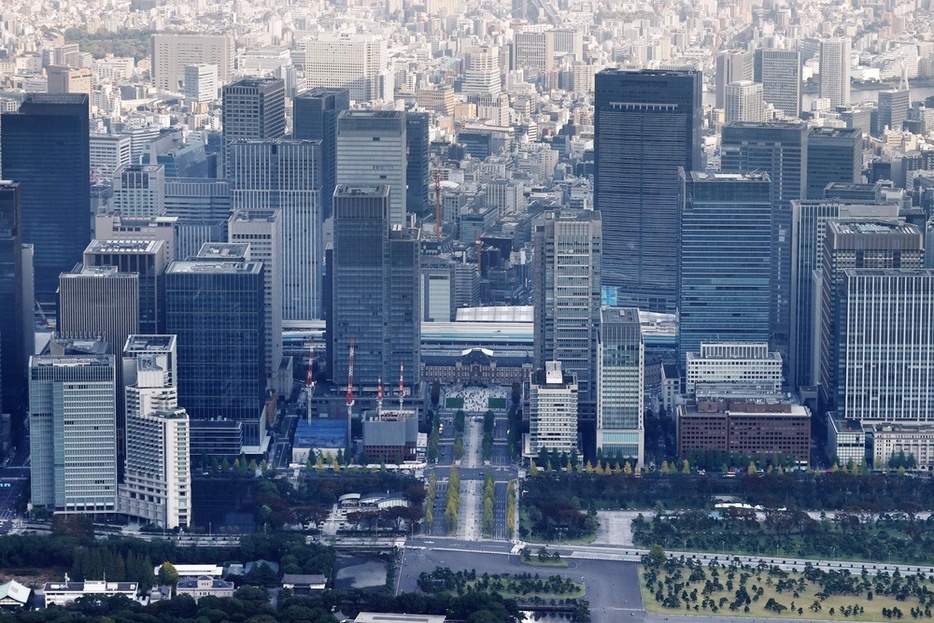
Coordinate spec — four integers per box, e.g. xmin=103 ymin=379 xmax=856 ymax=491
xmin=678 ymin=399 xmax=810 ymax=465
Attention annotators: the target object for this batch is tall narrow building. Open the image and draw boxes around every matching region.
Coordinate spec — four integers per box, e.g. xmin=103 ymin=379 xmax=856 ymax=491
xmin=806 ymin=128 xmax=863 ymax=199
xmin=406 ymin=112 xmax=431 ymax=218
xmin=30 ymin=353 xmax=117 ymax=513
xmin=336 ymin=110 xmax=408 ymax=227
xmin=228 ymin=209 xmax=283 ymax=392
xmin=328 ymin=185 xmax=420 ymax=389
xmin=228 ymin=139 xmax=322 ymax=320
xmin=119 ymin=335 xmax=191 ymax=529
xmin=715 ymin=51 xmax=754 ymax=109
xmin=679 ymin=172 xmax=773 ymax=365
xmin=293 ymin=88 xmax=350 ymax=219
xmin=754 ymin=49 xmax=801 ymax=118
xmin=597 ymin=307 xmax=644 ymax=466
xmin=533 ymin=210 xmax=602 ymax=422
xmin=594 ymin=69 xmax=702 ymax=312
xmin=529 ymin=361 xmax=578 ymax=456
xmin=721 ymin=120 xmax=808 ymax=358
xmin=221 ymin=78 xmax=286 ymax=162
xmin=0 ymin=182 xmax=28 ymax=425
xmin=724 ymin=80 xmax=763 ymax=123
xmin=819 ymin=37 xmax=851 ymax=109
xmin=1 ymin=94 xmax=90 ymax=305
xmin=111 ymin=164 xmax=165 ymax=217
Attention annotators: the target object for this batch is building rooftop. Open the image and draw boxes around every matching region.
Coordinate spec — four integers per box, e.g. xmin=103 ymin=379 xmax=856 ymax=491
xmin=43 ymin=581 xmax=137 ymax=592
xmin=117 ymin=164 xmax=163 ymax=174
xmin=455 ymin=305 xmax=533 ymax=322
xmin=32 ymin=354 xmax=113 ymax=368
xmin=601 ymin=307 xmax=640 ymax=324
xmin=809 ymin=127 xmax=862 ymax=139
xmin=690 ymin=171 xmax=770 ymax=182
xmin=828 ymin=220 xmax=918 ymax=236
xmin=86 ymin=239 xmax=163 ymax=254
xmin=334 ymin=184 xmax=390 ymax=198
xmin=232 ymin=209 xmax=279 ymax=223
xmin=124 ymin=335 xmax=176 ymax=353
xmin=167 ymin=260 xmax=262 ymax=275
xmin=354 ymin=613 xmax=446 ymax=623
xmin=294 ymin=418 xmax=348 ymax=449
xmin=196 ymin=242 xmax=250 ymax=259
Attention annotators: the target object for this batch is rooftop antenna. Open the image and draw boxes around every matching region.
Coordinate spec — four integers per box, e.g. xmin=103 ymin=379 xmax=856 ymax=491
xmin=398 ymin=361 xmax=405 ymax=411
xmin=377 ymin=376 xmax=383 ymax=417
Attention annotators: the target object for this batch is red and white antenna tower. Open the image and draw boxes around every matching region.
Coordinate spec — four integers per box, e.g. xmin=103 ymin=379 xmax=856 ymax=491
xmin=376 ymin=376 xmax=383 ymax=416
xmin=398 ymin=362 xmax=405 ymax=410
xmin=305 ymin=338 xmax=316 ymax=388
xmin=346 ymin=338 xmax=356 ymax=421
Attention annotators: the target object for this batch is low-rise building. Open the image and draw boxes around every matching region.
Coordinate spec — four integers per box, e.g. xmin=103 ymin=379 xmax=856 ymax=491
xmin=292 ymin=418 xmax=348 ymax=464
xmin=154 ymin=564 xmax=224 ymax=578
xmin=175 ymin=576 xmax=234 ymax=602
xmin=870 ymin=422 xmax=934 ymax=469
xmin=827 ymin=417 xmax=867 ymax=466
xmin=281 ymin=574 xmax=327 ymax=594
xmin=0 ymin=580 xmax=30 ymax=609
xmin=43 ymin=581 xmax=138 ymax=607
xmin=355 ymin=614 xmax=446 ymax=623
xmin=678 ymin=399 xmax=811 ymax=466
xmin=363 ymin=415 xmax=418 ymax=464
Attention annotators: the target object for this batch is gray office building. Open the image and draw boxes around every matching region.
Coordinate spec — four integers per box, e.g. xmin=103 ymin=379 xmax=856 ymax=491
xmin=0 ymin=181 xmax=29 ymax=423
xmin=222 ymin=78 xmax=285 ymax=165
xmin=30 ymin=353 xmax=117 ymax=513
xmin=715 ymin=51 xmax=753 ymax=109
xmin=597 ymin=307 xmax=644 ymax=466
xmin=806 ymin=128 xmax=863 ymax=199
xmin=293 ymin=88 xmax=350 ymax=219
xmin=533 ymin=209 xmax=602 ymax=419
xmin=754 ymin=49 xmax=801 ymax=118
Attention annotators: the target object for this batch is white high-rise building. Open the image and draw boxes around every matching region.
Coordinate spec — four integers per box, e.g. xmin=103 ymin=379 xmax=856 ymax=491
xmin=819 ymin=37 xmax=851 ymax=109
xmin=685 ymin=342 xmax=783 ymax=400
xmin=529 ymin=361 xmax=578 ymax=456
xmin=297 ymin=34 xmax=387 ymax=102
xmin=462 ymin=46 xmax=502 ymax=97
xmin=151 ymin=34 xmax=233 ymax=92
xmin=111 ymin=164 xmax=165 ymax=217
xmin=724 ymin=80 xmax=764 ymax=123
xmin=597 ymin=308 xmax=644 ymax=466
xmin=838 ymin=269 xmax=934 ymax=423
xmin=336 ymin=110 xmax=407 ymax=227
xmin=30 ymin=353 xmax=117 ymax=514
xmin=228 ymin=140 xmax=322 ymax=320
xmin=228 ymin=209 xmax=284 ymax=391
xmin=119 ymin=335 xmax=191 ymax=529
xmin=183 ymin=64 xmax=218 ymax=103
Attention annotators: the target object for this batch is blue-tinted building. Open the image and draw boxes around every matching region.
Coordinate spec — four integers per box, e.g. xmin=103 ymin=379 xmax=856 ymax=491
xmin=595 ymin=69 xmax=702 ymax=313
xmin=406 ymin=112 xmax=431 ymax=218
xmin=0 ymin=181 xmax=28 ymax=424
xmin=1 ymin=94 xmax=90 ymax=306
xmin=678 ymin=172 xmax=773 ymax=365
xmin=165 ymin=260 xmax=266 ymax=447
xmin=293 ymin=88 xmax=349 ymax=219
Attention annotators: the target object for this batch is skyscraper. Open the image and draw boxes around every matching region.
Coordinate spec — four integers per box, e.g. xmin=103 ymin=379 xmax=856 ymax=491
xmin=819 ymin=37 xmax=851 ymax=109
xmin=165 ymin=259 xmax=265 ymax=447
xmin=83 ymin=239 xmax=168 ymax=335
xmin=754 ymin=49 xmax=802 ymax=118
xmin=297 ymin=34 xmax=388 ymax=101
xmin=293 ymin=88 xmax=350 ymax=219
xmin=228 ymin=209 xmax=283 ymax=392
xmin=328 ymin=185 xmax=420 ymax=389
xmin=151 ymin=34 xmax=233 ymax=91
xmin=876 ymin=89 xmax=910 ymax=135
xmin=594 ymin=69 xmax=702 ymax=312
xmin=336 ymin=110 xmax=408 ymax=227
xmin=221 ymin=78 xmax=286 ymax=160
xmin=788 ymin=200 xmax=899 ymax=390
xmin=227 ymin=139 xmax=322 ymax=320
xmin=533 ymin=210 xmax=602 ymax=419
xmin=836 ymin=269 xmax=934 ymax=423
xmin=806 ymin=128 xmax=863 ymax=199
xmin=721 ymin=120 xmax=808 ymax=357
xmin=30 ymin=353 xmax=117 ymax=513
xmin=1 ymin=94 xmax=90 ymax=305
xmin=111 ymin=164 xmax=165 ymax=217
xmin=58 ymin=266 xmax=140 ymax=355
xmin=183 ymin=64 xmax=218 ymax=103
xmin=119 ymin=335 xmax=191 ymax=529
xmin=724 ymin=80 xmax=763 ymax=123
xmin=0 ymin=182 xmax=27 ymax=424
xmin=715 ymin=51 xmax=754 ymax=109
xmin=462 ymin=46 xmax=503 ymax=97
xmin=679 ymin=172 xmax=773 ymax=365
xmin=406 ymin=112 xmax=431 ymax=218
xmin=597 ymin=307 xmax=644 ymax=466
xmin=819 ymin=221 xmax=924 ymax=404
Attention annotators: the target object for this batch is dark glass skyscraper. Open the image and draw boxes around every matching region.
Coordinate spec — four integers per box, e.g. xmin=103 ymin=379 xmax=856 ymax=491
xmin=293 ymin=88 xmax=350 ymax=219
xmin=165 ymin=260 xmax=266 ymax=447
xmin=806 ymin=128 xmax=863 ymax=199
xmin=678 ymin=172 xmax=773 ymax=365
xmin=1 ymin=94 xmax=90 ymax=306
xmin=721 ymin=120 xmax=807 ymax=359
xmin=594 ymin=69 xmax=702 ymax=312
xmin=0 ymin=182 xmax=27 ymax=424
xmin=406 ymin=112 xmax=431 ymax=218
xmin=221 ymin=78 xmax=285 ymax=169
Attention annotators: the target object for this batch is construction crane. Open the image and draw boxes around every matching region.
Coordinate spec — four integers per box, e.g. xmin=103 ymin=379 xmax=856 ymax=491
xmin=376 ymin=376 xmax=383 ymax=417
xmin=305 ymin=338 xmax=316 ymax=388
xmin=35 ymin=299 xmax=54 ymax=329
xmin=346 ymin=338 xmax=355 ymax=418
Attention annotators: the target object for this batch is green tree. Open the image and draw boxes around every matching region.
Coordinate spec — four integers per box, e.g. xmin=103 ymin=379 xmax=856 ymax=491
xmin=158 ymin=561 xmax=179 ymax=586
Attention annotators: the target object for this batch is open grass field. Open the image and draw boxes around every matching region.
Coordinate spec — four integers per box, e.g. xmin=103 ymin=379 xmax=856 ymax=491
xmin=445 ymin=397 xmax=464 ymax=409
xmin=488 ymin=397 xmax=507 ymax=409
xmin=640 ymin=566 xmax=930 ymax=621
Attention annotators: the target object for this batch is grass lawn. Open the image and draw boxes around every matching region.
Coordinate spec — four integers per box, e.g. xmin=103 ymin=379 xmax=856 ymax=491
xmin=640 ymin=566 xmax=925 ymax=621
xmin=445 ymin=397 xmax=464 ymax=409
xmin=488 ymin=397 xmax=507 ymax=409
